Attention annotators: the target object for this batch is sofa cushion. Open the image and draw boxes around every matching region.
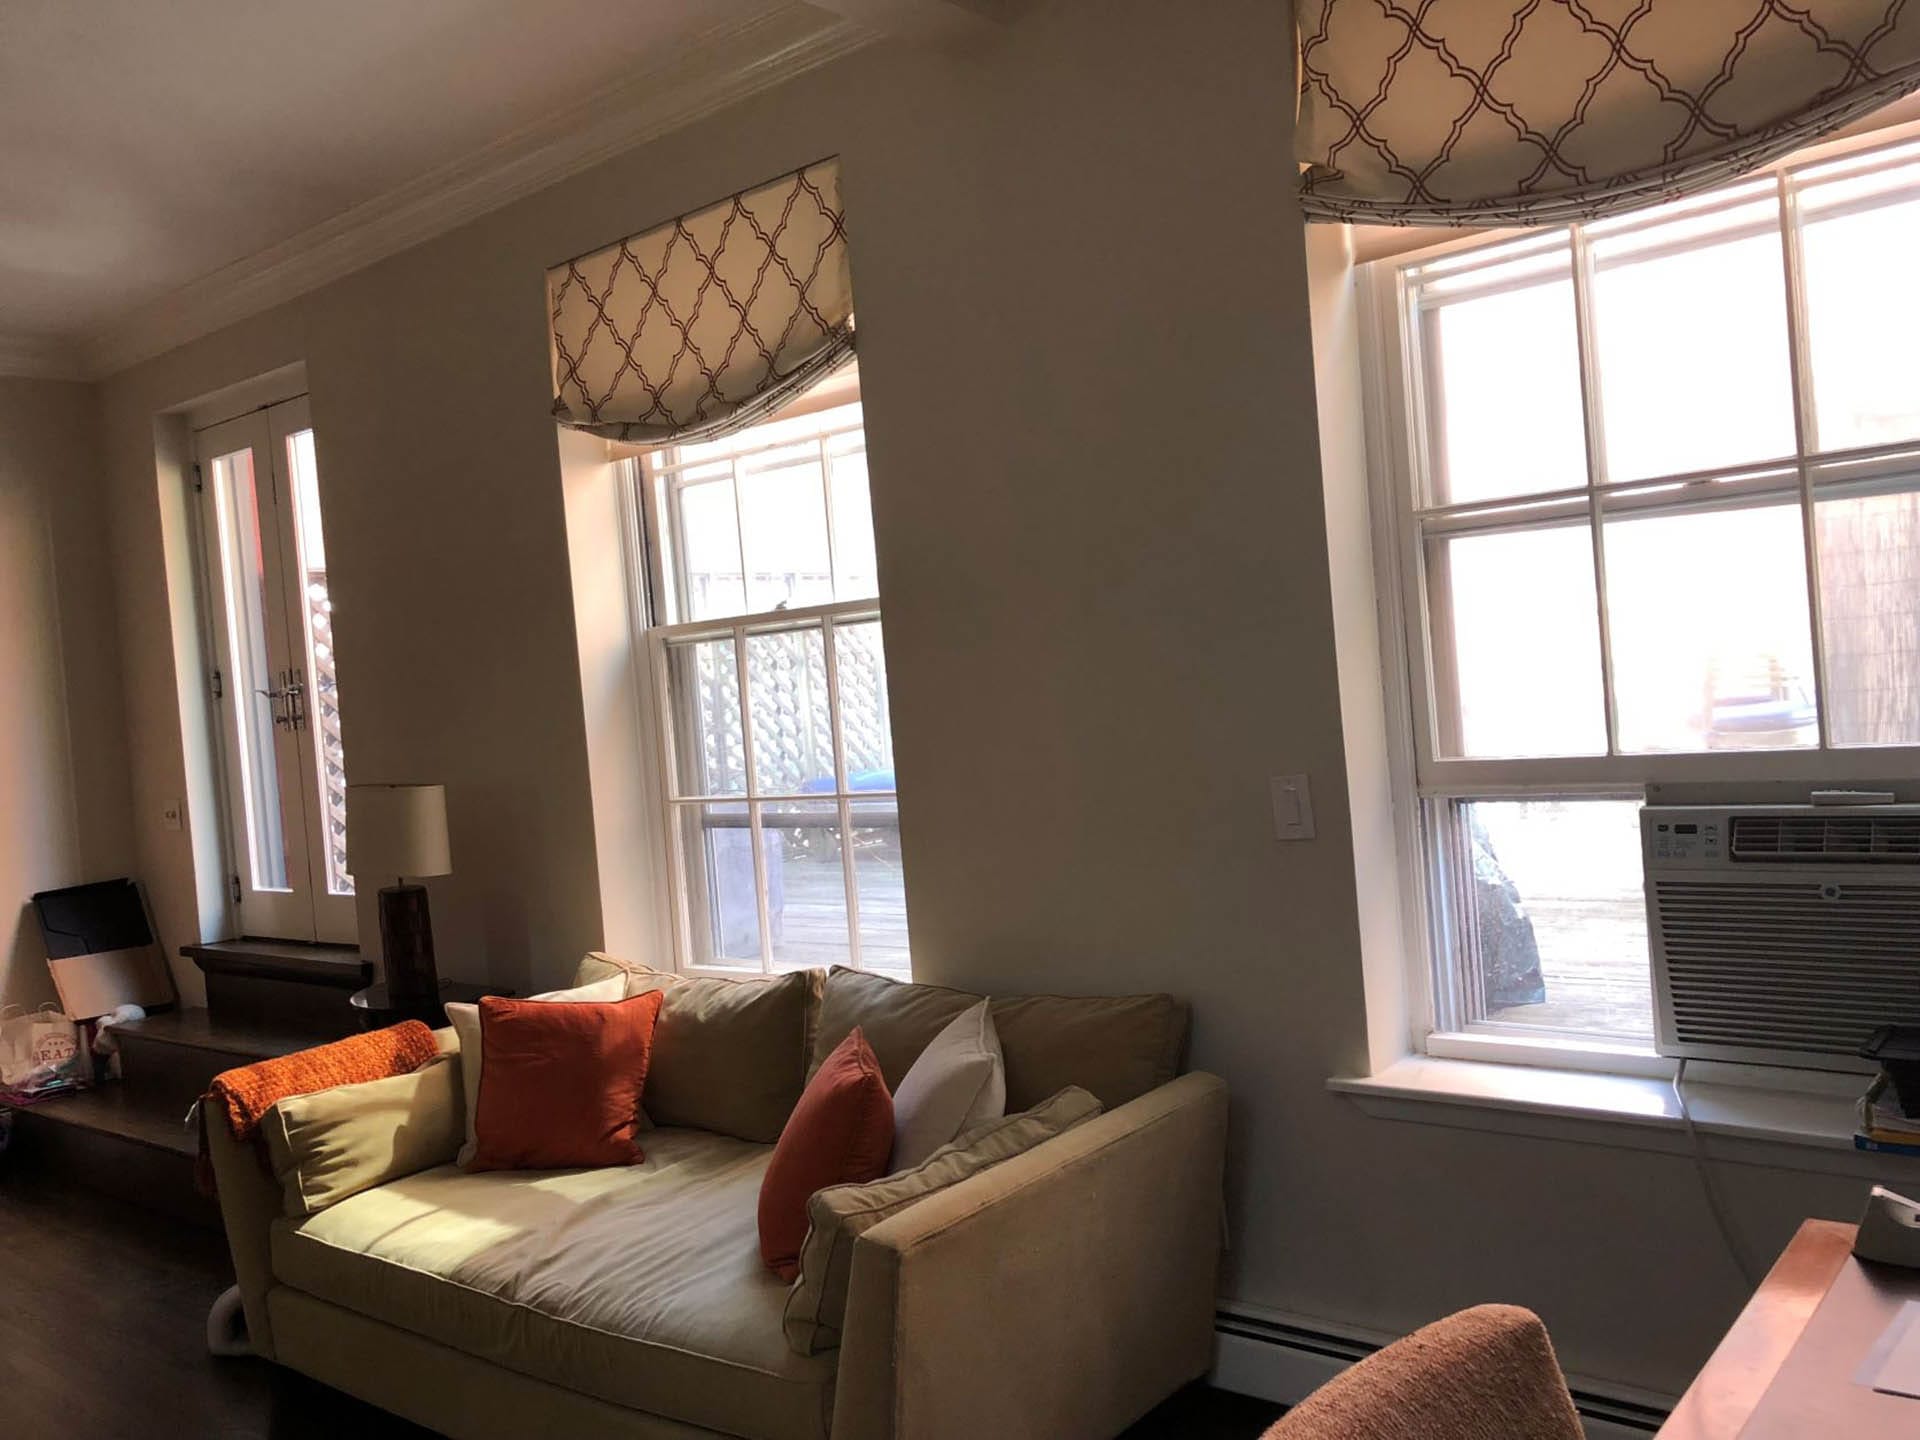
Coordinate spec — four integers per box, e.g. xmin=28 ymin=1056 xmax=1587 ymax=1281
xmin=810 ymin=966 xmax=1188 ymax=1111
xmin=469 ymin=991 xmax=665 ymax=1172
xmin=262 ymin=1056 xmax=464 ymax=1217
xmin=580 ymin=954 xmax=821 ymax=1143
xmin=447 ymin=975 xmax=626 ymax=1167
xmin=271 ymin=1128 xmax=835 ymax=1440
xmin=888 ymin=999 xmax=1004 ymax=1172
xmin=759 ymin=1027 xmax=894 ymax=1280
xmin=783 ymin=1085 xmax=1103 ymax=1356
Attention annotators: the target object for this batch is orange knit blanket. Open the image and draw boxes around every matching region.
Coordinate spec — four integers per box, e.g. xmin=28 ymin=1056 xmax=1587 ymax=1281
xmin=197 ymin=1020 xmax=439 ymax=1191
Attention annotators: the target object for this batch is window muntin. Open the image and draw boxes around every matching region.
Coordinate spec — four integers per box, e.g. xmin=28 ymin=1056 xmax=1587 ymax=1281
xmin=1377 ymin=128 xmax=1920 ymax=1048
xmin=636 ymin=367 xmax=906 ymax=977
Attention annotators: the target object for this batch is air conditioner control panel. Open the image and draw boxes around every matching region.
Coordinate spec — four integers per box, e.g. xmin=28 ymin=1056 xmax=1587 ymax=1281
xmin=1645 ymin=815 xmax=1724 ymax=868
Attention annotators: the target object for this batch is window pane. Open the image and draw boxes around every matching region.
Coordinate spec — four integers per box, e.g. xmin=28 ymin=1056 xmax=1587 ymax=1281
xmin=210 ymin=447 xmax=288 ymax=891
xmin=1459 ymin=798 xmax=1651 ymax=1038
xmin=1798 ymin=157 xmax=1920 ymax=451
xmin=1589 ymin=189 xmax=1796 ymax=481
xmin=746 ymin=626 xmax=834 ymax=794
xmin=677 ymin=477 xmax=746 ymax=621
xmin=1604 ymin=501 xmax=1817 ymax=753
xmin=1815 ymin=478 xmax=1920 ymax=745
xmin=676 ymin=802 xmax=761 ymax=968
xmin=765 ymin=800 xmax=849 ymax=970
xmin=665 ymin=637 xmax=746 ymax=797
xmin=739 ymin=439 xmax=835 ymax=613
xmin=827 ymin=433 xmax=878 ymax=602
xmin=287 ymin=428 xmax=351 ymax=897
xmin=851 ymin=796 xmax=909 ymax=979
xmin=1415 ymin=240 xmax=1587 ymax=505
xmin=831 ymin=619 xmax=896 ymax=783
xmin=1429 ymin=524 xmax=1605 ymax=758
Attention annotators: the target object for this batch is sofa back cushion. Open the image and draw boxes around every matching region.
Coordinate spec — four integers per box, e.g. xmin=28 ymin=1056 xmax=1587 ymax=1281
xmin=810 ymin=967 xmax=1187 ymax=1112
xmin=580 ymin=953 xmax=821 ymax=1143
xmin=262 ymin=1056 xmax=463 ymax=1216
xmin=782 ymin=1084 xmax=1104 ymax=1355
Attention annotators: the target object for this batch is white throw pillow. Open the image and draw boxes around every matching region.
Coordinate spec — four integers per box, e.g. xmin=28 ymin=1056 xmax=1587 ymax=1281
xmin=888 ymin=999 xmax=1005 ymax=1172
xmin=447 ymin=974 xmax=626 ymax=1168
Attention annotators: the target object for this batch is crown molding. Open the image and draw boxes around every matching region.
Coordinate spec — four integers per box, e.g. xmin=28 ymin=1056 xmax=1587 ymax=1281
xmin=0 ymin=331 xmax=87 ymax=382
xmin=80 ymin=5 xmax=874 ymax=381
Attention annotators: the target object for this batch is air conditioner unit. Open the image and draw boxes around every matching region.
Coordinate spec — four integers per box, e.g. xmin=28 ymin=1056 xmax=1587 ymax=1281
xmin=1645 ymin=802 xmax=1920 ymax=1072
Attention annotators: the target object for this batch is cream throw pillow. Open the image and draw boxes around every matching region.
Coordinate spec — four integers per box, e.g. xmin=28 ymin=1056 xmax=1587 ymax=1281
xmin=446 ymin=974 xmax=625 ymax=1168
xmin=783 ymin=1085 xmax=1104 ymax=1355
xmin=262 ymin=1057 xmax=463 ymax=1216
xmin=888 ymin=999 xmax=1005 ymax=1171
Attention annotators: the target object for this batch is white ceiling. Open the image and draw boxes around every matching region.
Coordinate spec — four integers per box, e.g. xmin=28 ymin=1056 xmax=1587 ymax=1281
xmin=0 ymin=0 xmax=870 ymax=377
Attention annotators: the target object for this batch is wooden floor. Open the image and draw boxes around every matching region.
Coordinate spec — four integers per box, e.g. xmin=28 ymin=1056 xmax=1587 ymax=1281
xmin=0 ymin=1172 xmax=1280 ymax=1439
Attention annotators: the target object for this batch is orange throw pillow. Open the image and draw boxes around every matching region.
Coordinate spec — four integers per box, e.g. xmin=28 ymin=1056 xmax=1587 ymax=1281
xmin=470 ymin=991 xmax=665 ymax=1172
xmin=758 ymin=1026 xmax=893 ymax=1279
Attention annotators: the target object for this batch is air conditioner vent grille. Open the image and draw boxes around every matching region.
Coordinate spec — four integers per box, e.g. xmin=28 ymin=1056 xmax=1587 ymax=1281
xmin=1653 ymin=879 xmax=1920 ymax=1059
xmin=1730 ymin=813 xmax=1920 ymax=864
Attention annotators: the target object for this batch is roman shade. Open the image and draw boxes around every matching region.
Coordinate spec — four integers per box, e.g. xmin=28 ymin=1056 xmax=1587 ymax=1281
xmin=1296 ymin=2 xmax=1920 ymax=225
xmin=548 ymin=158 xmax=852 ymax=444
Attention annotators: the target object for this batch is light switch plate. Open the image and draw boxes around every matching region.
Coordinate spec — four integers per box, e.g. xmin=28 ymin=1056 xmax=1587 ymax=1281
xmin=1271 ymin=774 xmax=1314 ymax=841
xmin=161 ymin=801 xmax=184 ymax=832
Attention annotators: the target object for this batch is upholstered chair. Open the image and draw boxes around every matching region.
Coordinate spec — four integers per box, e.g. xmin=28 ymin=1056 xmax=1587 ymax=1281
xmin=1261 ymin=1304 xmax=1583 ymax=1440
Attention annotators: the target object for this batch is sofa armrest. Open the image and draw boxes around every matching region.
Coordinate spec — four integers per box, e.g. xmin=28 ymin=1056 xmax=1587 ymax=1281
xmin=207 ymin=1026 xmax=459 ymax=1359
xmin=829 ymin=1071 xmax=1229 ymax=1440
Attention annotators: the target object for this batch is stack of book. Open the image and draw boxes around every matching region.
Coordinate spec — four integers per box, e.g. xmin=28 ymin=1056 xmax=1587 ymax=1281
xmin=1857 ymin=1072 xmax=1920 ymax=1156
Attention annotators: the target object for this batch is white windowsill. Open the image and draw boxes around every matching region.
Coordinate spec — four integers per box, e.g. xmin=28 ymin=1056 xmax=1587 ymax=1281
xmin=1330 ymin=1055 xmax=1920 ymax=1180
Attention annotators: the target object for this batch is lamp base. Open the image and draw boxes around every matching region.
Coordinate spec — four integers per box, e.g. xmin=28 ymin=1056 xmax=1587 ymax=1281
xmin=377 ymin=883 xmax=440 ymax=1009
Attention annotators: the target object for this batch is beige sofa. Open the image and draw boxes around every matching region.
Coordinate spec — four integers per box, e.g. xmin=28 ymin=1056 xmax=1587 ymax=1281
xmin=208 ymin=959 xmax=1229 ymax=1440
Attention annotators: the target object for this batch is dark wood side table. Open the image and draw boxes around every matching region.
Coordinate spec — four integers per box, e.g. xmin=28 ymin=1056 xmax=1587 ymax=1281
xmin=348 ymin=980 xmax=510 ymax=1031
xmin=1657 ymin=1218 xmax=1920 ymax=1439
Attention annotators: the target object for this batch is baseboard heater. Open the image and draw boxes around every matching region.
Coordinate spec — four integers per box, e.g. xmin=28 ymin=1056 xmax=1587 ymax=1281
xmin=1213 ymin=1310 xmax=1669 ymax=1438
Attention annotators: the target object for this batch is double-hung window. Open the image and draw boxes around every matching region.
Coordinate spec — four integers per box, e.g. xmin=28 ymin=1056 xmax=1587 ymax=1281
xmin=625 ymin=363 xmax=909 ymax=978
xmin=1365 ymin=129 xmax=1920 ymax=1057
xmin=195 ymin=394 xmax=353 ymax=943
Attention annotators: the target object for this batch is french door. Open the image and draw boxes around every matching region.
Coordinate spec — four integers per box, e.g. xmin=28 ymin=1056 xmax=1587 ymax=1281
xmin=195 ymin=396 xmax=354 ymax=942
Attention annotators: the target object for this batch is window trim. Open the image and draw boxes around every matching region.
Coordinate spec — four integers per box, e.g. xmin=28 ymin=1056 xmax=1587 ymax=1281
xmin=616 ymin=386 xmax=906 ymax=981
xmin=1357 ymin=118 xmax=1920 ymax=1069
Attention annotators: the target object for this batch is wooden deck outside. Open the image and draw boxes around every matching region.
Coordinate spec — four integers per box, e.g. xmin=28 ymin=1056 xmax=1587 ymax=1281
xmin=1486 ymin=893 xmax=1654 ymax=1037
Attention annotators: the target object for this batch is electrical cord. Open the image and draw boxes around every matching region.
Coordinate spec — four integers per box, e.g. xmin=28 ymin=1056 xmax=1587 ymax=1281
xmin=1672 ymin=1058 xmax=1764 ymax=1289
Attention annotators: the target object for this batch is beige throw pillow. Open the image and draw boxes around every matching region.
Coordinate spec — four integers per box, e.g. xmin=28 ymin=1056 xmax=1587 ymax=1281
xmin=262 ymin=1057 xmax=463 ymax=1216
xmin=889 ymin=999 xmax=1004 ymax=1172
xmin=446 ymin=974 xmax=625 ymax=1168
xmin=782 ymin=1085 xmax=1104 ymax=1355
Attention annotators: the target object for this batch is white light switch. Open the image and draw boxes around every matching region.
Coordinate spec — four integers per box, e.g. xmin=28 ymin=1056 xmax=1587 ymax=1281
xmin=161 ymin=801 xmax=184 ymax=832
xmin=1270 ymin=774 xmax=1314 ymax=841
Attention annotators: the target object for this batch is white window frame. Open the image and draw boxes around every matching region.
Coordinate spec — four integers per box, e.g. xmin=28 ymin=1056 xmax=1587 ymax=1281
xmin=1359 ymin=119 xmax=1920 ymax=1071
xmin=617 ymin=380 xmax=907 ymax=979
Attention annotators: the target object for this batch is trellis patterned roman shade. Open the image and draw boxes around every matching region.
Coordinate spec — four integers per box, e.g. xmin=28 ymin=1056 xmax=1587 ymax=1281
xmin=1296 ymin=2 xmax=1920 ymax=225
xmin=548 ymin=159 xmax=852 ymax=444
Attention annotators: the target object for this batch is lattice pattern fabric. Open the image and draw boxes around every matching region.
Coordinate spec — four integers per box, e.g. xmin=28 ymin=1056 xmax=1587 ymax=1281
xmin=1297 ymin=1 xmax=1920 ymax=225
xmin=549 ymin=159 xmax=853 ymax=443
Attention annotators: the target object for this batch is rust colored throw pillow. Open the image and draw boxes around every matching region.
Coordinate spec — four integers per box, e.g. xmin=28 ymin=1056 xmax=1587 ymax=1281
xmin=759 ymin=1027 xmax=893 ymax=1280
xmin=470 ymin=991 xmax=665 ymax=1172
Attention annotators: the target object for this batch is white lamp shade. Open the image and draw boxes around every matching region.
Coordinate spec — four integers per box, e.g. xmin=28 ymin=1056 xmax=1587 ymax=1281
xmin=345 ymin=784 xmax=452 ymax=881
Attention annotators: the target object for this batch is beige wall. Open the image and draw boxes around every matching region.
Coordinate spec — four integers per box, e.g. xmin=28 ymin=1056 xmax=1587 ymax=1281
xmin=0 ymin=378 xmax=135 ymax=1008
xmin=88 ymin=0 xmax=1885 ymax=1399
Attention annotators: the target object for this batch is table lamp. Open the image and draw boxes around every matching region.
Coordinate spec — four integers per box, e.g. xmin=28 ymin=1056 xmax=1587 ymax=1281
xmin=345 ymin=783 xmax=452 ymax=1008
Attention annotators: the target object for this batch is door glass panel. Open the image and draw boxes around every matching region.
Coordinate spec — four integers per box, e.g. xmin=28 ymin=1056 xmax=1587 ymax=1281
xmin=209 ymin=447 xmax=289 ymax=890
xmin=287 ymin=428 xmax=352 ymax=896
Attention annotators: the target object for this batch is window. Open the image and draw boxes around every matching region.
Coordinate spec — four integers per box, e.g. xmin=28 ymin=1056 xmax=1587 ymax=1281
xmin=1366 ymin=130 xmax=1920 ymax=1053
xmin=626 ymin=364 xmax=908 ymax=977
xmin=195 ymin=395 xmax=353 ymax=942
